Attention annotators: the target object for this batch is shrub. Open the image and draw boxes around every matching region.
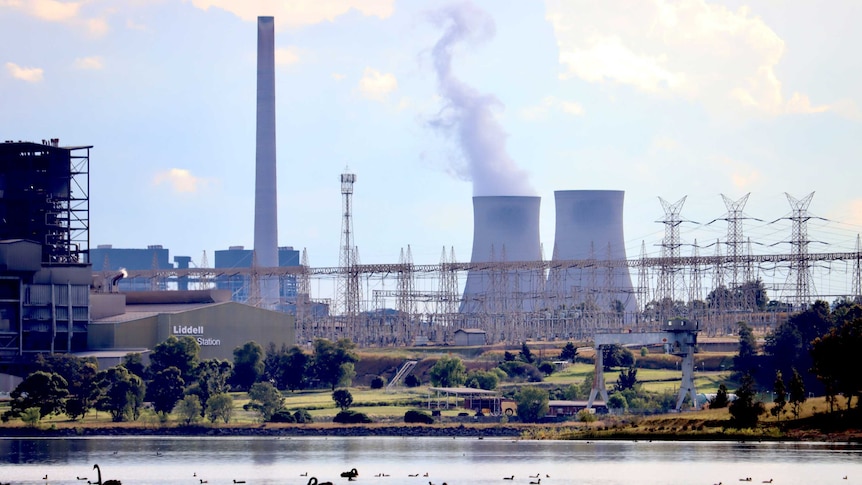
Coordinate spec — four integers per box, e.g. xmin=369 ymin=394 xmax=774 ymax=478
xmin=270 ymin=410 xmax=296 ymax=423
xmin=404 ymin=374 xmax=420 ymax=387
xmin=404 ymin=409 xmax=434 ymax=424
xmin=333 ymin=410 xmax=373 ymax=424
xmin=370 ymin=375 xmax=386 ymax=389
xmin=293 ymin=409 xmax=313 ymax=423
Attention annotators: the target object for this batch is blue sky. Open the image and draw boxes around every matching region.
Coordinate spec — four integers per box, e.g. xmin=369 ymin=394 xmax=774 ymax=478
xmin=2 ymin=0 xmax=860 ymax=297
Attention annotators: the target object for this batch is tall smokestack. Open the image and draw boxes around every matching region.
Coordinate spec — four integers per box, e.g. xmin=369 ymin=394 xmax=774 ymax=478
xmin=254 ymin=16 xmax=279 ymax=308
xmin=460 ymin=196 xmax=543 ymax=317
xmin=547 ymin=190 xmax=637 ymax=318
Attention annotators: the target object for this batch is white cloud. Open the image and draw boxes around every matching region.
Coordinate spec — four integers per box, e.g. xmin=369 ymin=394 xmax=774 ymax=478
xmin=521 ymin=95 xmax=584 ymax=120
xmin=275 ymin=47 xmax=299 ymax=66
xmin=715 ymin=156 xmax=761 ymax=190
xmin=74 ymin=56 xmax=103 ymax=70
xmin=1 ymin=0 xmax=109 ymax=36
xmin=546 ymin=0 xmax=832 ymax=117
xmin=186 ymin=0 xmax=394 ymax=28
xmin=5 ymin=62 xmax=44 ymax=82
xmin=358 ymin=67 xmax=397 ymax=101
xmin=4 ymin=0 xmax=81 ymax=22
xmin=153 ymin=168 xmax=210 ymax=194
xmin=331 ymin=73 xmax=346 ymax=81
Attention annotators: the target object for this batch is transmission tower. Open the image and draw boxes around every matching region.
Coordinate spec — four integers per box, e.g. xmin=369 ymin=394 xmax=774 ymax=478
xmin=197 ymin=250 xmax=211 ymax=290
xmin=852 ymin=235 xmax=862 ymax=302
xmin=785 ymin=192 xmax=815 ymax=309
xmin=397 ymin=245 xmax=416 ymax=336
xmin=719 ymin=193 xmax=751 ymax=291
xmin=295 ymin=248 xmax=311 ymax=343
xmin=656 ymin=196 xmax=687 ymax=304
xmin=337 ymin=169 xmax=360 ymax=316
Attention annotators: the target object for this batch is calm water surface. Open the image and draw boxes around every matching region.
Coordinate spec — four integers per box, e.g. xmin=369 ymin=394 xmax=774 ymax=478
xmin=1 ymin=437 xmax=860 ymax=485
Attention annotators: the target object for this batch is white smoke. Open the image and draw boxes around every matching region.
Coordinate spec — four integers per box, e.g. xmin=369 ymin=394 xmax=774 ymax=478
xmin=426 ymin=2 xmax=535 ymax=197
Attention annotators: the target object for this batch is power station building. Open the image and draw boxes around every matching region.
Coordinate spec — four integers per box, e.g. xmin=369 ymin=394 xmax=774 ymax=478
xmin=0 ymin=140 xmax=297 ymax=372
xmin=0 ymin=141 xmax=92 ymax=360
xmin=88 ymin=288 xmax=295 ymax=361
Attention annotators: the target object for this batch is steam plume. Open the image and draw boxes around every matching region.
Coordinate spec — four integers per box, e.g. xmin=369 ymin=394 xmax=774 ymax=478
xmin=427 ymin=2 xmax=534 ymax=197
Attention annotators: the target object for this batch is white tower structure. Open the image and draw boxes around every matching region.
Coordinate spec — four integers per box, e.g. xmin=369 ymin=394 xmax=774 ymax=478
xmin=547 ymin=190 xmax=637 ymax=317
xmin=337 ymin=170 xmax=360 ymax=316
xmin=460 ymin=196 xmax=543 ymax=316
xmin=253 ymin=16 xmax=279 ymax=309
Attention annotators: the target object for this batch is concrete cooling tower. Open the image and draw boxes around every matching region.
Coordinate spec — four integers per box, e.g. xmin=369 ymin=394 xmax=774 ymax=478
xmin=547 ymin=190 xmax=637 ymax=316
xmin=460 ymin=196 xmax=544 ymax=316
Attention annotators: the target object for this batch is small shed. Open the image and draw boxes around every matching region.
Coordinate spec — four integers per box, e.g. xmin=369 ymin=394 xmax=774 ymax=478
xmin=453 ymin=328 xmax=486 ymax=346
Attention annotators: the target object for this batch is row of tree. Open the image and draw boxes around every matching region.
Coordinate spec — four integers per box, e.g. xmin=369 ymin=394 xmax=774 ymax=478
xmin=2 ymin=336 xmax=359 ymax=424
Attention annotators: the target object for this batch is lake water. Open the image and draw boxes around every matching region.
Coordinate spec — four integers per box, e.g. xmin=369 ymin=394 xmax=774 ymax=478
xmin=1 ymin=436 xmax=860 ymax=485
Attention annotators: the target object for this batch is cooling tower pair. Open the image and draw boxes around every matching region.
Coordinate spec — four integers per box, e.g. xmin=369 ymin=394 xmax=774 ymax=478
xmin=459 ymin=191 xmax=637 ymax=316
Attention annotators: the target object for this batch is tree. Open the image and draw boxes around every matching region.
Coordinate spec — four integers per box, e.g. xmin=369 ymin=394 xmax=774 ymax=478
xmin=519 ymin=342 xmax=535 ymax=364
xmin=122 ymin=352 xmax=147 ymax=380
xmin=710 ymin=384 xmax=730 ymax=409
xmin=149 ymin=366 xmax=185 ymax=417
xmin=559 ymin=342 xmax=578 ymax=362
xmin=734 ymin=321 xmax=759 ymax=376
xmin=370 ymin=375 xmax=386 ymax=389
xmin=404 ymin=374 xmax=420 ymax=387
xmin=614 ymin=366 xmax=638 ymax=392
xmin=332 ymin=388 xmax=354 ymax=411
xmin=20 ymin=407 xmax=42 ymax=427
xmin=312 ymin=338 xmax=359 ymax=390
xmin=788 ymin=367 xmax=806 ymax=419
xmin=149 ymin=336 xmax=200 ymax=382
xmin=728 ymin=372 xmax=765 ymax=429
xmin=231 ymin=341 xmax=265 ymax=391
xmin=175 ymin=395 xmax=203 ymax=425
xmin=95 ymin=366 xmax=146 ymax=422
xmin=264 ymin=343 xmax=309 ymax=391
xmin=465 ymin=369 xmax=499 ymax=390
xmin=515 ymin=386 xmax=549 ymax=423
xmin=205 ymin=393 xmax=234 ymax=424
xmin=602 ymin=344 xmax=635 ymax=370
xmin=3 ymin=371 xmax=68 ymax=421
xmin=429 ymin=355 xmax=466 ymax=387
xmin=607 ymin=391 xmax=628 ymax=412
xmin=189 ymin=359 xmax=233 ymax=416
xmin=762 ymin=300 xmax=832 ymax=393
xmin=283 ymin=346 xmax=310 ymax=391
xmin=246 ymin=381 xmax=284 ymax=421
xmin=771 ymin=370 xmax=787 ymax=421
xmin=810 ymin=317 xmax=862 ymax=410
xmin=33 ymin=354 xmax=99 ymax=420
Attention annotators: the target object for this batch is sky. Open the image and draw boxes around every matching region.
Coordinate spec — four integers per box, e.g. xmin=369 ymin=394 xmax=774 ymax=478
xmin=2 ymin=0 xmax=861 ymax=297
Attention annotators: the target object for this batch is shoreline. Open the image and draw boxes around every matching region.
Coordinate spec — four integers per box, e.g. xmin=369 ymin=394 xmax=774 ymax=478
xmin=1 ymin=423 xmax=859 ymax=443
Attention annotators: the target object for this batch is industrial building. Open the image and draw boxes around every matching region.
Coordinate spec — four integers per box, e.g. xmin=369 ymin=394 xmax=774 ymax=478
xmin=88 ymin=288 xmax=295 ymax=361
xmin=214 ymin=245 xmax=299 ymax=306
xmin=89 ymin=244 xmax=180 ymax=291
xmin=0 ymin=141 xmax=92 ymax=360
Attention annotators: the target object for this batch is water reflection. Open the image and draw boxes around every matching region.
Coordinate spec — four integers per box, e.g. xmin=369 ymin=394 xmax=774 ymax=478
xmin=0 ymin=437 xmax=860 ymax=485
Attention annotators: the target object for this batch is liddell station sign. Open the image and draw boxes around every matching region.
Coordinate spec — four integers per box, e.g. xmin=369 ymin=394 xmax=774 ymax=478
xmin=172 ymin=325 xmax=221 ymax=346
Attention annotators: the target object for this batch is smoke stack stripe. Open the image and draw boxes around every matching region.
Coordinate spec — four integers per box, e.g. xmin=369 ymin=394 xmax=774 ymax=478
xmin=254 ymin=16 xmax=279 ymax=307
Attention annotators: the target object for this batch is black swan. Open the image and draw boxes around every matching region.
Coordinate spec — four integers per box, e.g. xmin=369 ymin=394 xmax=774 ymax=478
xmin=341 ymin=468 xmax=359 ymax=479
xmin=92 ymin=464 xmax=122 ymax=485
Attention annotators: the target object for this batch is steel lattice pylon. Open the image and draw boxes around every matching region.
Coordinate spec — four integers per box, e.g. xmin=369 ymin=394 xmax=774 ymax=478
xmin=656 ymin=196 xmax=687 ymax=305
xmin=785 ymin=192 xmax=815 ymax=309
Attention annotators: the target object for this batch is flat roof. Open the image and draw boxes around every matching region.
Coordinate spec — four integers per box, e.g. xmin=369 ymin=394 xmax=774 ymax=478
xmin=428 ymin=386 xmax=499 ymax=395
